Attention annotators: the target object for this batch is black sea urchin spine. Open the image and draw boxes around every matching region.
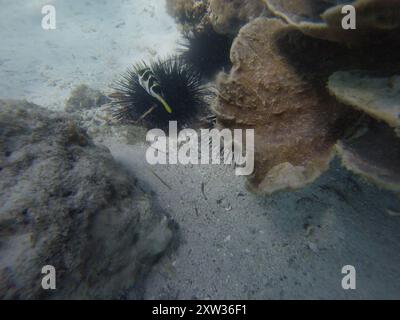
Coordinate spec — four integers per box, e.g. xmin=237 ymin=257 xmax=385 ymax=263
xmin=111 ymin=56 xmax=209 ymax=130
xmin=179 ymin=27 xmax=233 ymax=79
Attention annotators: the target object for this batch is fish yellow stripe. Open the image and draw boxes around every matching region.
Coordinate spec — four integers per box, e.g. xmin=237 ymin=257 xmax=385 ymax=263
xmin=157 ymin=96 xmax=173 ymax=114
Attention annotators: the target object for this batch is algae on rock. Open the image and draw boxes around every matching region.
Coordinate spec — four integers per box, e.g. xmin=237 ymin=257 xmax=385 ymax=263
xmin=0 ymin=100 xmax=174 ymax=299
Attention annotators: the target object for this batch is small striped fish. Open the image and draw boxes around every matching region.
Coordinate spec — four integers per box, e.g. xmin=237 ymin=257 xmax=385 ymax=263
xmin=138 ymin=68 xmax=173 ymax=114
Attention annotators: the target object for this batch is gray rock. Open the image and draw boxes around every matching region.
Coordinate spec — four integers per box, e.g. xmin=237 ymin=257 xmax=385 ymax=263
xmin=64 ymin=85 xmax=147 ymax=145
xmin=0 ymin=100 xmax=174 ymax=299
xmin=65 ymin=84 xmax=110 ymax=113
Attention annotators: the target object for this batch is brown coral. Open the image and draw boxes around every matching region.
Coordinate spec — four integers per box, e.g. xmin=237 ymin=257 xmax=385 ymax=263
xmin=264 ymin=0 xmax=400 ymax=45
xmin=328 ymin=71 xmax=400 ymax=129
xmin=328 ymin=71 xmax=400 ymax=191
xmin=214 ymin=16 xmax=400 ymax=194
xmin=264 ymin=0 xmax=334 ymax=24
xmin=336 ymin=120 xmax=400 ymax=192
xmin=214 ymin=18 xmax=357 ymax=194
xmin=165 ymin=1 xmax=400 ymax=194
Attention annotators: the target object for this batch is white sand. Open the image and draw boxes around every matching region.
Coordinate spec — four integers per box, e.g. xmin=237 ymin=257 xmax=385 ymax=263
xmin=109 ymin=142 xmax=400 ymax=299
xmin=0 ymin=0 xmax=179 ymax=110
xmin=1 ymin=0 xmax=400 ymax=299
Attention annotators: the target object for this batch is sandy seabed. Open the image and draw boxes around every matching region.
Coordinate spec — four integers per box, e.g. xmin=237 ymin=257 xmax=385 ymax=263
xmin=0 ymin=0 xmax=179 ymax=109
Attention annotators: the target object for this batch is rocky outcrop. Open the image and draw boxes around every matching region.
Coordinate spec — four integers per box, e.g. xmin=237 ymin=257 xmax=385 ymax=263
xmin=65 ymin=85 xmax=147 ymax=145
xmin=209 ymin=0 xmax=270 ymax=36
xmin=167 ymin=0 xmax=400 ymax=43
xmin=166 ymin=0 xmax=209 ymax=32
xmin=166 ymin=0 xmax=270 ymax=36
xmin=65 ymin=84 xmax=110 ymax=113
xmin=0 ymin=100 xmax=174 ymax=299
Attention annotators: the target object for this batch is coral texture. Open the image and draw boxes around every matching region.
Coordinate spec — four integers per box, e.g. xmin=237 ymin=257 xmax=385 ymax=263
xmin=65 ymin=84 xmax=110 ymax=113
xmin=328 ymin=71 xmax=400 ymax=128
xmin=214 ymin=16 xmax=400 ymax=194
xmin=264 ymin=0 xmax=400 ymax=45
xmin=214 ymin=18 xmax=355 ymax=193
xmin=336 ymin=120 xmax=400 ymax=192
xmin=166 ymin=0 xmax=209 ymax=32
xmin=166 ymin=0 xmax=400 ymax=194
xmin=166 ymin=0 xmax=270 ymax=36
xmin=209 ymin=0 xmax=270 ymax=36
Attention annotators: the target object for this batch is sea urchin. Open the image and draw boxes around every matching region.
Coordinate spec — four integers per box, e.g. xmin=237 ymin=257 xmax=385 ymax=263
xmin=111 ymin=56 xmax=208 ymax=130
xmin=179 ymin=27 xmax=233 ymax=79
